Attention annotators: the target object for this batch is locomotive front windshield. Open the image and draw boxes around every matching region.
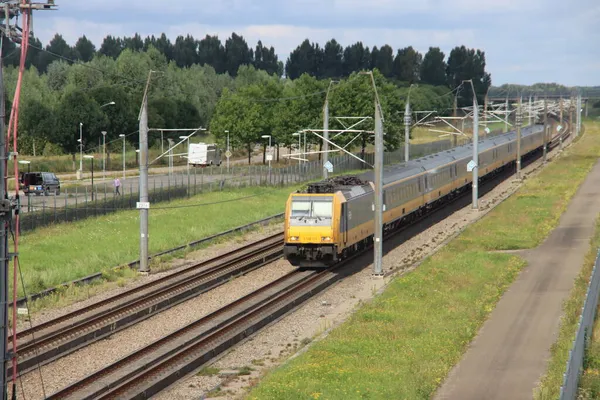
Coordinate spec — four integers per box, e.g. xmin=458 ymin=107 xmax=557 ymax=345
xmin=290 ymin=197 xmax=333 ymax=225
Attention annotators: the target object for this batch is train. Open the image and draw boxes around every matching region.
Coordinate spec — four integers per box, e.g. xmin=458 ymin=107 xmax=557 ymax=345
xmin=283 ymin=122 xmax=564 ymax=268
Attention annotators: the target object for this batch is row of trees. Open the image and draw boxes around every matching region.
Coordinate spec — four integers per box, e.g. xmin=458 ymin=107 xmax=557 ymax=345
xmin=210 ymin=70 xmax=453 ymax=163
xmin=6 ymin=36 xmax=489 ymax=160
xmin=2 ymin=32 xmax=282 ymax=78
xmin=3 ymin=32 xmax=490 ymax=105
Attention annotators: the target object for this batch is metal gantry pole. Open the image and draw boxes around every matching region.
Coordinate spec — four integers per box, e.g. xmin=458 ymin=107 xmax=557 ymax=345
xmin=516 ymin=96 xmax=522 ymax=180
xmin=560 ymin=97 xmax=564 ymax=125
xmin=404 ymin=100 xmax=411 ymax=163
xmin=373 ymin=96 xmax=384 ymax=276
xmin=528 ymin=95 xmax=532 ymax=126
xmin=543 ymin=97 xmax=548 ymax=163
xmin=577 ymin=94 xmax=582 ymax=136
xmin=505 ymin=95 xmax=509 ymax=133
xmin=122 ymin=135 xmax=126 ymax=179
xmin=138 ymin=77 xmax=151 ymax=274
xmin=472 ymin=89 xmax=479 ymax=209
xmin=323 ymin=94 xmax=329 ymax=179
xmin=453 ymin=94 xmax=458 ymax=147
xmin=79 ymin=122 xmax=83 ymax=176
xmin=0 ymin=44 xmax=9 ymax=399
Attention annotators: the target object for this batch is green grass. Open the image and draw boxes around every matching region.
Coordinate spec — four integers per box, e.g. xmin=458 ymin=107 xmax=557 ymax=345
xmin=579 ymin=308 xmax=600 ymax=399
xmin=247 ymin=121 xmax=600 ymax=400
xmin=16 ymin=185 xmax=295 ymax=297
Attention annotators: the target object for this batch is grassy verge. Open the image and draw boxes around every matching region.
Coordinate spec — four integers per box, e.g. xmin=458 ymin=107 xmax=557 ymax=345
xmin=579 ymin=303 xmax=600 ymax=399
xmin=16 ymin=185 xmax=294 ymax=297
xmin=247 ymin=123 xmax=600 ymax=400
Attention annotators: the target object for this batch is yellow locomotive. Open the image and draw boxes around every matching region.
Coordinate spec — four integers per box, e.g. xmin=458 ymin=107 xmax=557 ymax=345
xmin=284 ymin=124 xmax=553 ymax=268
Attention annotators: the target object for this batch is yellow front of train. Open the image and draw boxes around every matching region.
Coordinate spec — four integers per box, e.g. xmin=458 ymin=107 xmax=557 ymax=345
xmin=283 ymin=193 xmax=338 ymax=268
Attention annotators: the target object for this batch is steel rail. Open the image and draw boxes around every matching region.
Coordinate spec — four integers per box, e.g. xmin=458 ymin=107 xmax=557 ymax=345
xmin=12 ymin=233 xmax=284 ymax=378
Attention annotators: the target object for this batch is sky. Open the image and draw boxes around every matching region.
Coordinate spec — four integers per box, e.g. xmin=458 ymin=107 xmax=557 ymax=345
xmin=31 ymin=0 xmax=600 ymax=87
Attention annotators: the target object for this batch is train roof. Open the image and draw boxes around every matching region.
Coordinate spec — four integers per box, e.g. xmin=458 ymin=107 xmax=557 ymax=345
xmin=299 ymin=124 xmax=545 ymax=199
xmin=362 ymin=124 xmax=544 ymax=185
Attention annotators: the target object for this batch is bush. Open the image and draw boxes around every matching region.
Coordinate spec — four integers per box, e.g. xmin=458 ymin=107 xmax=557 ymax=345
xmin=43 ymin=142 xmax=64 ymax=156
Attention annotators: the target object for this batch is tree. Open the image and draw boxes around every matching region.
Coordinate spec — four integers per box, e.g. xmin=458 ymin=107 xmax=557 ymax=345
xmin=420 ymin=47 xmax=447 ymax=86
xmin=53 ymin=90 xmax=109 ymax=153
xmin=371 ymin=45 xmax=394 ymax=78
xmin=342 ymin=42 xmax=371 ymax=76
xmin=393 ymin=46 xmax=422 ymax=83
xmin=26 ymin=36 xmax=44 ymax=71
xmin=224 ymin=33 xmax=253 ymax=77
xmin=273 ymin=74 xmax=327 ymax=150
xmin=46 ymin=60 xmax=70 ymax=91
xmin=173 ymin=35 xmax=198 ymax=68
xmin=198 ymin=35 xmax=226 ymax=74
xmin=123 ymin=34 xmax=144 ymax=52
xmin=99 ymin=35 xmax=123 ymax=59
xmin=37 ymin=34 xmax=74 ymax=73
xmin=446 ymin=46 xmax=491 ymax=106
xmin=321 ymin=39 xmax=344 ymax=79
xmin=253 ymin=41 xmax=280 ymax=76
xmin=19 ymin=99 xmax=55 ymax=155
xmin=74 ymin=35 xmax=97 ymax=62
xmin=211 ymin=81 xmax=282 ymax=163
xmin=285 ymin=39 xmax=323 ymax=80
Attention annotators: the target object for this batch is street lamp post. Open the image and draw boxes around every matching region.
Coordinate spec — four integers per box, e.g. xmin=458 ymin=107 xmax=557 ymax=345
xmin=225 ymin=130 xmax=230 ymax=173
xmin=78 ymin=122 xmax=83 ymax=179
xmin=262 ymin=135 xmax=272 ymax=183
xmin=102 ymin=131 xmax=107 ymax=180
xmin=119 ymin=134 xmax=126 ymax=179
xmin=83 ymin=155 xmax=94 ymax=200
xmin=100 ymin=101 xmax=116 ymax=108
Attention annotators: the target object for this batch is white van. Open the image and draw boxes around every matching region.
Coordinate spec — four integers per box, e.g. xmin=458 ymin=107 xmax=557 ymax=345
xmin=188 ymin=143 xmax=222 ymax=166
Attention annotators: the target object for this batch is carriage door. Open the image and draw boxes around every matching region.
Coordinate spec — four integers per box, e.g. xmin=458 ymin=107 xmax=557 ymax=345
xmin=341 ymin=203 xmax=348 ymax=245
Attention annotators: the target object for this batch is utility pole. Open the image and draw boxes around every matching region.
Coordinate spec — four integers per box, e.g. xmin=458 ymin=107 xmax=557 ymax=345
xmin=483 ymin=92 xmax=488 ymax=137
xmin=470 ymin=81 xmax=479 ymax=209
xmin=373 ymin=95 xmax=384 ymax=276
xmin=452 ymin=94 xmax=458 ymax=147
xmin=543 ymin=97 xmax=548 ymax=163
xmin=404 ymin=99 xmax=411 ymax=163
xmin=323 ymin=87 xmax=330 ymax=180
xmin=516 ymin=96 xmax=523 ymax=180
xmin=138 ymin=72 xmax=152 ymax=274
xmin=528 ymin=95 xmax=532 ymax=126
xmin=560 ymin=97 xmax=564 ymax=125
xmin=167 ymin=138 xmax=174 ymax=176
xmin=505 ymin=94 xmax=509 ymax=133
xmin=577 ymin=94 xmax=582 ymax=137
xmin=570 ymin=96 xmax=575 ymax=136
xmin=0 ymin=34 xmax=9 ymax=400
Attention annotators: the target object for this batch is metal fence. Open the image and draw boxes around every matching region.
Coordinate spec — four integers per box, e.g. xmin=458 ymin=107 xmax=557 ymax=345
xmin=559 ymin=249 xmax=600 ymax=400
xmin=18 ymin=138 xmax=469 ymax=233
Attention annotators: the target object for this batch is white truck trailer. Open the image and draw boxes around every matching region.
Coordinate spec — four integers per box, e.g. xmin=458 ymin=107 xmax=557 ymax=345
xmin=188 ymin=143 xmax=222 ymax=167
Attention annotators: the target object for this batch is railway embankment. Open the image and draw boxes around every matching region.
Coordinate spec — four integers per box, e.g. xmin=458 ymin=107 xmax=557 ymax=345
xmin=246 ymin=121 xmax=600 ymax=400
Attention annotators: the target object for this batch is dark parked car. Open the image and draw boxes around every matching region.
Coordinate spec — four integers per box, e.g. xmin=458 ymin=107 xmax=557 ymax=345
xmin=20 ymin=172 xmax=61 ymax=196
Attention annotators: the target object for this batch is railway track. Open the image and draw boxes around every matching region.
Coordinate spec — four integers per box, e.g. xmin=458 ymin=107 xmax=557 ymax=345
xmin=26 ymin=125 xmax=573 ymax=398
xmin=12 ymin=232 xmax=284 ymax=378
xmin=48 ymin=264 xmax=349 ymax=400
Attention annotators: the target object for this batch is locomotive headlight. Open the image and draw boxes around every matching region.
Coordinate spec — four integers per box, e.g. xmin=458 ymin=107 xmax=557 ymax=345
xmin=290 ymin=236 xmax=299 ymax=241
xmin=321 ymin=236 xmax=332 ymax=242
